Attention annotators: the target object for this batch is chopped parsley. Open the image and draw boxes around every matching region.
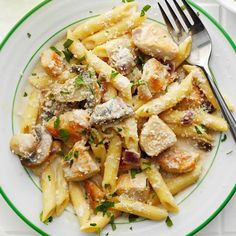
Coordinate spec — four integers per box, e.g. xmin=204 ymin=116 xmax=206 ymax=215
xmin=77 ymin=55 xmax=86 ymax=63
xmin=221 ymin=134 xmax=227 ymax=142
xmin=63 ymin=39 xmax=74 ymax=48
xmin=88 ymin=132 xmax=95 ymax=145
xmin=129 ymin=226 xmax=133 ymax=231
xmin=110 ymin=70 xmax=119 ymax=80
xmin=140 ymin=4 xmax=151 ymax=16
xmin=194 ymin=125 xmax=206 ymax=134
xmin=128 ymin=214 xmax=139 ymax=222
xmin=75 ymin=75 xmax=85 ymax=87
xmin=59 ymin=129 xmax=70 ymax=142
xmin=23 ymin=92 xmax=28 ymax=97
xmin=142 ymin=161 xmax=151 ymax=171
xmin=40 ymin=212 xmax=53 ymax=225
xmin=60 ymin=90 xmax=70 ymax=95
xmin=181 ymin=5 xmax=186 ymax=11
xmin=98 ymin=138 xmax=105 ymax=145
xmin=50 ymin=46 xmax=61 ymax=56
xmin=117 ymin=128 xmax=122 ymax=132
xmin=226 ymin=150 xmax=233 ymax=155
xmin=95 ymin=201 xmax=115 ymax=216
xmin=110 ymin=215 xmax=116 ymax=231
xmin=31 ymin=73 xmax=37 ymax=76
xmin=54 ymin=117 xmax=60 ymax=129
xmin=90 ymin=223 xmax=97 ymax=226
xmin=63 ymin=49 xmax=73 ymax=62
xmin=74 ymin=151 xmax=79 ymax=158
xmin=130 ymin=169 xmax=141 ymax=179
xmin=48 ymin=175 xmax=51 ymax=181
xmin=165 ymin=216 xmax=173 ymax=227
xmin=64 ymin=149 xmax=73 ymax=161
xmin=89 ymin=10 xmax=93 ymax=13
xmin=105 ymin=233 xmax=109 ymax=236
xmin=27 ymin=32 xmax=31 ymax=38
xmin=122 ymin=0 xmax=135 ymax=2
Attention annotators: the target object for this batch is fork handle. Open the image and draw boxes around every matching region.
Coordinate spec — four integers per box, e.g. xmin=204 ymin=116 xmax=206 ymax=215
xmin=202 ymin=66 xmax=236 ymax=142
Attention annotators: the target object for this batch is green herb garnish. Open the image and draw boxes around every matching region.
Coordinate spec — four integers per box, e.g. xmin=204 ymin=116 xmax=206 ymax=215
xmin=110 ymin=215 xmax=116 ymax=231
xmin=27 ymin=33 xmax=31 ymax=38
xmin=59 ymin=129 xmax=70 ymax=142
xmin=181 ymin=5 xmax=186 ymax=11
xmin=88 ymin=132 xmax=95 ymax=145
xmin=74 ymin=151 xmax=79 ymax=158
xmin=142 ymin=161 xmax=151 ymax=171
xmin=23 ymin=92 xmax=28 ymax=97
xmin=194 ymin=125 xmax=206 ymax=134
xmin=95 ymin=201 xmax=115 ymax=216
xmin=130 ymin=169 xmax=141 ymax=179
xmin=221 ymin=134 xmax=227 ymax=142
xmin=90 ymin=223 xmax=97 ymax=226
xmin=64 ymin=149 xmax=73 ymax=161
xmin=117 ymin=128 xmax=122 ymax=132
xmin=122 ymin=0 xmax=135 ymax=2
xmin=48 ymin=175 xmax=51 ymax=181
xmin=128 ymin=214 xmax=139 ymax=222
xmin=69 ymin=159 xmax=74 ymax=168
xmin=110 ymin=70 xmax=119 ymax=80
xmin=129 ymin=226 xmax=133 ymax=231
xmin=60 ymin=90 xmax=70 ymax=95
xmin=140 ymin=4 xmax=151 ymax=16
xmin=63 ymin=39 xmax=73 ymax=49
xmin=98 ymin=138 xmax=105 ymax=145
xmin=50 ymin=46 xmax=61 ymax=56
xmin=77 ymin=55 xmax=86 ymax=63
xmin=54 ymin=117 xmax=60 ymax=129
xmin=165 ymin=216 xmax=173 ymax=227
xmin=63 ymin=49 xmax=73 ymax=62
xmin=31 ymin=73 xmax=37 ymax=76
xmin=75 ymin=75 xmax=85 ymax=87
xmin=226 ymin=150 xmax=233 ymax=155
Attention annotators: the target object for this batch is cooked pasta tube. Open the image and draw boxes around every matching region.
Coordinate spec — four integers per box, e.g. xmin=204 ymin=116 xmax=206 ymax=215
xmin=102 ymin=134 xmax=122 ymax=193
xmin=136 ymin=72 xmax=194 ymax=117
xmin=54 ymin=160 xmax=69 ymax=216
xmin=69 ymin=182 xmax=91 ymax=226
xmin=41 ymin=165 xmax=56 ymax=222
xmin=82 ymin=13 xmax=145 ymax=50
xmin=164 ymin=162 xmax=202 ymax=195
xmin=141 ymin=160 xmax=178 ymax=213
xmin=160 ymin=109 xmax=228 ymax=132
xmin=21 ymin=89 xmax=41 ymax=133
xmin=167 ymin=123 xmax=214 ymax=142
xmin=73 ymin=2 xmax=138 ymax=40
xmin=173 ymin=36 xmax=192 ymax=68
xmin=114 ymin=196 xmax=168 ymax=220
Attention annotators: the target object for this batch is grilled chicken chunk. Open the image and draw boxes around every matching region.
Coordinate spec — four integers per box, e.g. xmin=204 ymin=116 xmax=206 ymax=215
xmin=157 ymin=146 xmax=199 ymax=174
xmin=140 ymin=115 xmax=177 ymax=156
xmin=116 ymin=172 xmax=150 ymax=201
xmin=132 ymin=23 xmax=179 ymax=61
xmin=41 ymin=49 xmax=64 ymax=77
xmin=45 ymin=109 xmax=90 ymax=145
xmin=62 ymin=142 xmax=100 ymax=181
xmin=91 ymin=98 xmax=134 ymax=126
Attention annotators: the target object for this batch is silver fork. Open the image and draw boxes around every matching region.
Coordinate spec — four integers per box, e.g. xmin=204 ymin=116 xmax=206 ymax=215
xmin=158 ymin=0 xmax=236 ymax=142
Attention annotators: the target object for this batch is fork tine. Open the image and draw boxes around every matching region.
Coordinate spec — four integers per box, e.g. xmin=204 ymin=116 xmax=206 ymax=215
xmin=158 ymin=2 xmax=175 ymax=34
xmin=164 ymin=0 xmax=185 ymax=32
xmin=173 ymin=0 xmax=192 ymax=29
xmin=181 ymin=0 xmax=201 ymax=24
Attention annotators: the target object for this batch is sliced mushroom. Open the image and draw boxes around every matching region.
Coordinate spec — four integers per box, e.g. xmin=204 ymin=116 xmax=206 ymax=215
xmin=10 ymin=125 xmax=53 ymax=168
xmin=91 ymin=98 xmax=134 ymax=126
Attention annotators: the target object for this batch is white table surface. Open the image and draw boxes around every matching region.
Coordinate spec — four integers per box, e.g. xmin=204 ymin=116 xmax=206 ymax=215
xmin=0 ymin=0 xmax=235 ymax=235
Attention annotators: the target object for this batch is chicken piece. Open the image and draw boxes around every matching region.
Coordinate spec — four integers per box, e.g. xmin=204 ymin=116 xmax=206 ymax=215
xmin=62 ymin=142 xmax=100 ymax=181
xmin=41 ymin=49 xmax=64 ymax=77
xmin=45 ymin=109 xmax=90 ymax=145
xmin=91 ymin=98 xmax=134 ymax=126
xmin=141 ymin=58 xmax=170 ymax=94
xmin=132 ymin=23 xmax=179 ymax=61
xmin=116 ymin=172 xmax=150 ymax=201
xmin=140 ymin=115 xmax=177 ymax=156
xmin=157 ymin=146 xmax=199 ymax=174
xmin=84 ymin=180 xmax=105 ymax=209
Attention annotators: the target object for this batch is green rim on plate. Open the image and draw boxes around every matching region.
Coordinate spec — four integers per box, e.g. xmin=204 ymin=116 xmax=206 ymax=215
xmin=0 ymin=0 xmax=235 ymax=236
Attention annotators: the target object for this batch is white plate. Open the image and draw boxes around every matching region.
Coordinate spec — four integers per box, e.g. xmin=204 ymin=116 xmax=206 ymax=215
xmin=0 ymin=0 xmax=236 ymax=235
xmin=217 ymin=0 xmax=236 ymax=14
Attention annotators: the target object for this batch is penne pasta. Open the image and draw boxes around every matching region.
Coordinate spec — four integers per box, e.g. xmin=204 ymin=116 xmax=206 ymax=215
xmin=69 ymin=182 xmax=91 ymax=226
xmin=160 ymin=109 xmax=228 ymax=132
xmin=114 ymin=195 xmax=168 ymax=220
xmin=21 ymin=89 xmax=41 ymax=133
xmin=136 ymin=72 xmax=194 ymax=117
xmin=41 ymin=165 xmax=56 ymax=222
xmin=73 ymin=2 xmax=138 ymax=40
xmin=82 ymin=13 xmax=145 ymax=50
xmin=141 ymin=160 xmax=178 ymax=213
xmin=102 ymin=134 xmax=122 ymax=193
